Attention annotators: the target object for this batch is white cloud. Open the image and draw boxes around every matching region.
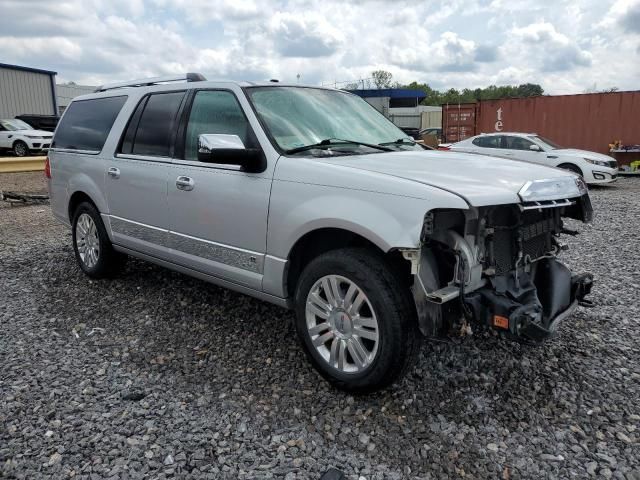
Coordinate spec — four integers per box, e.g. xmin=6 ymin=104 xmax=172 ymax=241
xmin=0 ymin=0 xmax=637 ymax=93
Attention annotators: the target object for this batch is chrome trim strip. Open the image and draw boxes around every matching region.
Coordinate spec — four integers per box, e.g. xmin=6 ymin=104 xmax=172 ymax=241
xmin=169 ymin=230 xmax=264 ymax=274
xmin=109 ymin=215 xmax=168 ymax=246
xmin=49 ymin=148 xmax=100 ymax=155
xmin=521 ymin=199 xmax=575 ymax=211
xmin=114 ymin=154 xmax=172 ymax=164
xmin=113 ymin=245 xmax=291 ymax=309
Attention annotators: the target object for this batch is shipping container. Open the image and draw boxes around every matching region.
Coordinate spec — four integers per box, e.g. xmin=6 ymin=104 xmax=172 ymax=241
xmin=476 ymin=92 xmax=640 ymax=162
xmin=442 ymin=92 xmax=640 ymax=164
xmin=442 ymin=103 xmax=477 ymax=143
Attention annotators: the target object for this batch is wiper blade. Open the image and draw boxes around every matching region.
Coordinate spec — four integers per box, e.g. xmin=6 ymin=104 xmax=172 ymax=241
xmin=379 ymin=138 xmax=416 ymax=146
xmin=285 ymin=138 xmax=393 ymax=155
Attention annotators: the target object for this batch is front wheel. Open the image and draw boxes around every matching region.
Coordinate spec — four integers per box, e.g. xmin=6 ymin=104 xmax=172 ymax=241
xmin=294 ymin=248 xmax=421 ymax=393
xmin=13 ymin=141 xmax=29 ymax=157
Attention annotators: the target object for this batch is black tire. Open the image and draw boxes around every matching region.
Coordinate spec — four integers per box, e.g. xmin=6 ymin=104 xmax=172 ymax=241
xmin=13 ymin=140 xmax=29 ymax=157
xmin=558 ymin=163 xmax=583 ymax=176
xmin=71 ymin=201 xmax=126 ymax=279
xmin=294 ymin=248 xmax=421 ymax=393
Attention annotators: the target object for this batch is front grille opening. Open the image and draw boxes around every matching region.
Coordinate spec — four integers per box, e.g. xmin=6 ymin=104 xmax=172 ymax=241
xmin=485 ymin=206 xmax=561 ymax=275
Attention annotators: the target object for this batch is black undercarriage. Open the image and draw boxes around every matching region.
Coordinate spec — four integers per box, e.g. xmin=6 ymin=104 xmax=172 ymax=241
xmin=416 ymin=193 xmax=594 ymax=342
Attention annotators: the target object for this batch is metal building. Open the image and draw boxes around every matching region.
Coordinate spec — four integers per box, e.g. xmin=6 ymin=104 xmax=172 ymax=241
xmin=346 ymin=88 xmax=441 ymax=130
xmin=0 ymin=63 xmax=58 ymax=118
xmin=56 ymin=83 xmax=96 ymax=115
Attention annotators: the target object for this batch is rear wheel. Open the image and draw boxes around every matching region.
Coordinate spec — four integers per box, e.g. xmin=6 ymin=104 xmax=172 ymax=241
xmin=558 ymin=163 xmax=583 ymax=176
xmin=13 ymin=141 xmax=29 ymax=157
xmin=72 ymin=201 xmax=126 ymax=278
xmin=294 ymin=248 xmax=421 ymax=393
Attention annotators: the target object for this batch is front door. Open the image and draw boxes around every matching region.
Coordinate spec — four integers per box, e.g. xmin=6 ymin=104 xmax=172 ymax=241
xmin=105 ymin=90 xmax=186 ymax=257
xmin=502 ymin=135 xmax=546 ymax=165
xmin=167 ymin=89 xmax=272 ymax=290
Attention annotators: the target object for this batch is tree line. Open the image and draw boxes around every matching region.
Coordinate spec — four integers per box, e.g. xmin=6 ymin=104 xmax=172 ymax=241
xmin=345 ymin=70 xmax=544 ymax=106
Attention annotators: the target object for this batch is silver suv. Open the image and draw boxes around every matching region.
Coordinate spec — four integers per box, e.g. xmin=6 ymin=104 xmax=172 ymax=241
xmin=48 ymin=73 xmax=594 ymax=392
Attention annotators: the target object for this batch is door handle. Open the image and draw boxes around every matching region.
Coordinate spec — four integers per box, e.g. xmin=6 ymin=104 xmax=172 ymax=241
xmin=107 ymin=167 xmax=120 ymax=179
xmin=176 ymin=176 xmax=195 ymax=191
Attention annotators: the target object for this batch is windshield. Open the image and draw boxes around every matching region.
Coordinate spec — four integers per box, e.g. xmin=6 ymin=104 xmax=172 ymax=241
xmin=531 ymin=135 xmax=561 ymax=150
xmin=245 ymin=87 xmax=421 ymax=155
xmin=0 ymin=119 xmax=34 ymax=131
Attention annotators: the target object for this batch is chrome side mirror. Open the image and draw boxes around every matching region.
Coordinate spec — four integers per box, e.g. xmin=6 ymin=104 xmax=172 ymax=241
xmin=198 ymin=134 xmax=246 ymax=152
xmin=197 ymin=134 xmax=266 ymax=173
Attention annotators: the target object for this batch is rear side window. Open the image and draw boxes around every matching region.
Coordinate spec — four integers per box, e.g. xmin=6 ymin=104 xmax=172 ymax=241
xmin=53 ymin=96 xmax=127 ymax=152
xmin=121 ymin=91 xmax=185 ymax=157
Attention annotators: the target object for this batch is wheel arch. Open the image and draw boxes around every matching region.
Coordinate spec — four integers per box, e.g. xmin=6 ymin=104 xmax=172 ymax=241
xmin=284 ymin=226 xmax=412 ymax=299
xmin=557 ymin=162 xmax=583 ymax=176
xmin=68 ymin=191 xmax=99 ymax=223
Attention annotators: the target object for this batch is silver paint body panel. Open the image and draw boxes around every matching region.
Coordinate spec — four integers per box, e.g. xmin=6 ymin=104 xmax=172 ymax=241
xmin=48 ymin=81 xmax=583 ymax=307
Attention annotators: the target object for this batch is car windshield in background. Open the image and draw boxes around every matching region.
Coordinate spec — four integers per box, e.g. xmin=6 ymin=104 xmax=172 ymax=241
xmin=1 ymin=119 xmax=33 ymax=131
xmin=531 ymin=135 xmax=562 ymax=150
xmin=245 ymin=86 xmax=420 ymax=155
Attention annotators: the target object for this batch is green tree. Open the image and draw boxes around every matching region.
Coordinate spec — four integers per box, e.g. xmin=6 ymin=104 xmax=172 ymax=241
xmin=400 ymin=81 xmax=544 ymax=105
xmin=371 ymin=70 xmax=393 ymax=89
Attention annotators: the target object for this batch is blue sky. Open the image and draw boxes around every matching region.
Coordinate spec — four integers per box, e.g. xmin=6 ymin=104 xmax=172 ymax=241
xmin=1 ymin=0 xmax=639 ymax=94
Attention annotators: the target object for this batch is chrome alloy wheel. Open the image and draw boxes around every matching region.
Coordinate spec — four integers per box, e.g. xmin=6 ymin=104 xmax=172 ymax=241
xmin=305 ymin=275 xmax=379 ymax=374
xmin=75 ymin=213 xmax=100 ymax=268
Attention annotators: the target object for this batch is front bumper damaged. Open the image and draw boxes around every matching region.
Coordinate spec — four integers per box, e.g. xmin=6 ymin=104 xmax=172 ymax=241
xmin=410 ymin=189 xmax=594 ymax=343
xmin=463 ymin=259 xmax=593 ymax=341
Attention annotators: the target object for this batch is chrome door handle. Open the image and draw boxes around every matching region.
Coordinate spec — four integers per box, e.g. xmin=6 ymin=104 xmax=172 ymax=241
xmin=107 ymin=167 xmax=120 ymax=179
xmin=176 ymin=176 xmax=194 ymax=191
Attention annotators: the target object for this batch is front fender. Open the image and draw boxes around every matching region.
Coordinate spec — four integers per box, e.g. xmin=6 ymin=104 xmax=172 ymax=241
xmin=267 ymin=180 xmax=468 ymax=260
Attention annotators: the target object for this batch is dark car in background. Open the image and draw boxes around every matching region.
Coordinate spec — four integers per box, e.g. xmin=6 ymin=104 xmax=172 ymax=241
xmin=15 ymin=114 xmax=59 ymax=132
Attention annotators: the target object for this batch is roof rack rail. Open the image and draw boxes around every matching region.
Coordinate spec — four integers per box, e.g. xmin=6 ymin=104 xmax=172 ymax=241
xmin=95 ymin=73 xmax=207 ymax=92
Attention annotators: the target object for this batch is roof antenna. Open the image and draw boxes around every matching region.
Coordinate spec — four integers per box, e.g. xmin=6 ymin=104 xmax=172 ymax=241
xmin=269 ymin=79 xmax=279 ymax=83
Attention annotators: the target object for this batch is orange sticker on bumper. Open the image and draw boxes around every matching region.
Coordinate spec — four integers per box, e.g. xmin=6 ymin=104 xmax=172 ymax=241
xmin=493 ymin=315 xmax=509 ymax=329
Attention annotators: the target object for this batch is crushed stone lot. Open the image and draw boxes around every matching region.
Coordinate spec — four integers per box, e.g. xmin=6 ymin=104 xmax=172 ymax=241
xmin=1 ymin=173 xmax=639 ymax=479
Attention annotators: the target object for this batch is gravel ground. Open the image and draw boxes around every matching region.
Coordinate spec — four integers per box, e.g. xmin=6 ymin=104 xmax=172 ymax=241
xmin=1 ymin=175 xmax=639 ymax=480
xmin=0 ymin=171 xmax=48 ymax=195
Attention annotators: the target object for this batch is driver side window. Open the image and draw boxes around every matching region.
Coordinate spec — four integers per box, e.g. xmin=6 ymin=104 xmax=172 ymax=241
xmin=504 ymin=136 xmax=535 ymax=151
xmin=184 ymin=91 xmax=255 ymax=161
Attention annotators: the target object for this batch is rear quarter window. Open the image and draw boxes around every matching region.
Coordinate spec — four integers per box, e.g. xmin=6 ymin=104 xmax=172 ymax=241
xmin=53 ymin=96 xmax=127 ymax=152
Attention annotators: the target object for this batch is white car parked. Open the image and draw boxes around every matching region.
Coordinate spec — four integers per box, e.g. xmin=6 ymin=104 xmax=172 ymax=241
xmin=0 ymin=119 xmax=53 ymax=157
xmin=448 ymin=132 xmax=618 ymax=185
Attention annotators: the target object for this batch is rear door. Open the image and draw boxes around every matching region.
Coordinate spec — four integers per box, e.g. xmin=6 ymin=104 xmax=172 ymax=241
xmin=166 ymin=88 xmax=272 ymax=290
xmin=105 ymin=90 xmax=186 ymax=257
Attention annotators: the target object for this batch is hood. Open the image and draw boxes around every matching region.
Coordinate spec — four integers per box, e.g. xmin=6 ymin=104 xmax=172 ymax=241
xmin=17 ymin=129 xmax=53 ymax=137
xmin=554 ymin=148 xmax=613 ymax=161
xmin=316 ymin=150 xmax=578 ymax=206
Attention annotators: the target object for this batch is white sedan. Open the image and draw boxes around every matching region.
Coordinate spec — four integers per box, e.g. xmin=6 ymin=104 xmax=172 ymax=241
xmin=447 ymin=132 xmax=618 ymax=185
xmin=0 ymin=119 xmax=53 ymax=157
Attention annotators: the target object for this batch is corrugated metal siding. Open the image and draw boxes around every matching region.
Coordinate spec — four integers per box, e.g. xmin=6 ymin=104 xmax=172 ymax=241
xmin=421 ymin=110 xmax=442 ymax=129
xmin=56 ymin=84 xmax=96 ymax=114
xmin=476 ymin=92 xmax=640 ymax=155
xmin=362 ymin=96 xmax=390 ymax=115
xmin=0 ymin=66 xmax=55 ymax=117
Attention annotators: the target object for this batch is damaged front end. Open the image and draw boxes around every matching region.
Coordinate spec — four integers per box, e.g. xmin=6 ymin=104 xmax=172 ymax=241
xmin=408 ymin=176 xmax=594 ymax=342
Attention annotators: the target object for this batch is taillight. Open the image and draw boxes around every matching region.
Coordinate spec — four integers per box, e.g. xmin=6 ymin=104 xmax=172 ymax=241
xmin=44 ymin=156 xmax=51 ymax=179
